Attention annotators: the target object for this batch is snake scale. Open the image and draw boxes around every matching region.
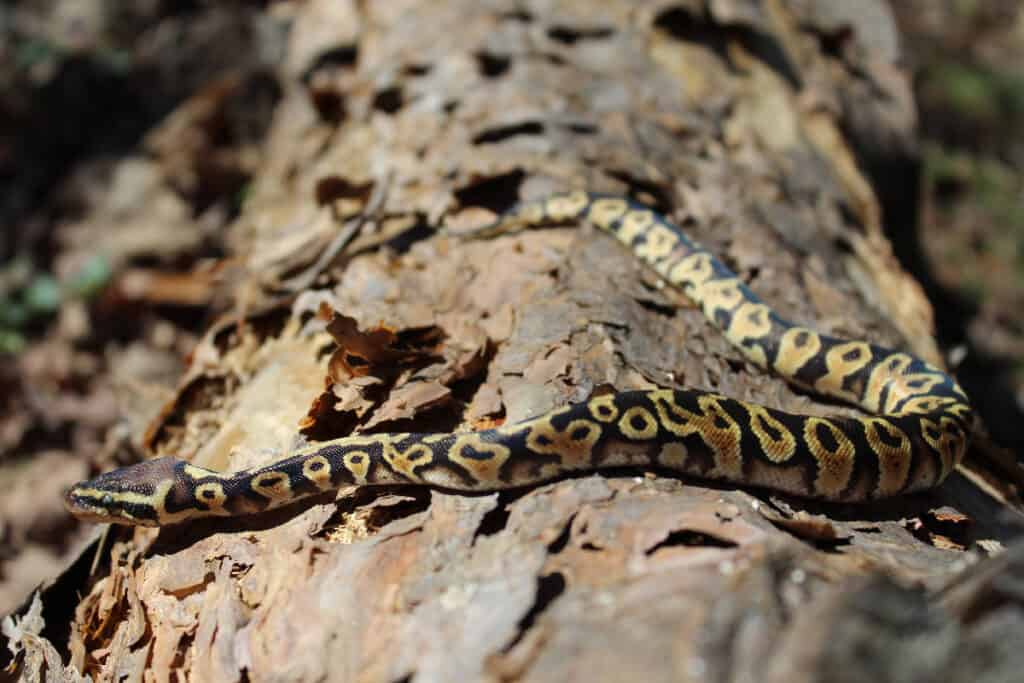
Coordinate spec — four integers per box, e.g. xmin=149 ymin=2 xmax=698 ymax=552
xmin=64 ymin=192 xmax=974 ymax=526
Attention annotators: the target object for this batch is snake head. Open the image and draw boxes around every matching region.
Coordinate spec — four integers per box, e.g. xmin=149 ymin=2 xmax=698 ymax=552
xmin=63 ymin=457 xmax=184 ymax=527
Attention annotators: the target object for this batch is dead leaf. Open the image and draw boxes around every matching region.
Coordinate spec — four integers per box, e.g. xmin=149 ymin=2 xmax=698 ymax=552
xmin=759 ymin=508 xmax=850 ymax=543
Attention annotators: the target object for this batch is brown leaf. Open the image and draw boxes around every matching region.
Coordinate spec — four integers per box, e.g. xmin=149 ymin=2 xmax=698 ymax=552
xmin=760 ymin=508 xmax=850 ymax=543
xmin=324 ymin=309 xmax=431 ymax=380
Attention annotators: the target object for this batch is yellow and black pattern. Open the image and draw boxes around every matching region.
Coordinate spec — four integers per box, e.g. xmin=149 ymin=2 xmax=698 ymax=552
xmin=64 ymin=192 xmax=974 ymax=526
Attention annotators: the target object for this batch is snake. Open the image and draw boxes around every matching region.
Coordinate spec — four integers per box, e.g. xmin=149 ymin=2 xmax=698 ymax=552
xmin=64 ymin=192 xmax=974 ymax=526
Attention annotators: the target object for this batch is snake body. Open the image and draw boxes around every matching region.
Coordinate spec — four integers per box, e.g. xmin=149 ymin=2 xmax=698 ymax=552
xmin=64 ymin=192 xmax=973 ymax=526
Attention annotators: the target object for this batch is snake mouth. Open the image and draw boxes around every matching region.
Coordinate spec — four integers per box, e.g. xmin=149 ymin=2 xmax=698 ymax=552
xmin=63 ymin=487 xmax=109 ymax=522
xmin=62 ymin=486 xmax=161 ymax=527
xmin=62 ymin=489 xmax=111 ymax=524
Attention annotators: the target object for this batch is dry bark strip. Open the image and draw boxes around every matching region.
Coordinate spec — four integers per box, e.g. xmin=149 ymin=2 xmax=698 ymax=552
xmin=8 ymin=1 xmax=1024 ymax=681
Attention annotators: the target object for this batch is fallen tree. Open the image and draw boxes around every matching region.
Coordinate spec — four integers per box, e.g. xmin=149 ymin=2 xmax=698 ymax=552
xmin=7 ymin=1 xmax=1024 ymax=681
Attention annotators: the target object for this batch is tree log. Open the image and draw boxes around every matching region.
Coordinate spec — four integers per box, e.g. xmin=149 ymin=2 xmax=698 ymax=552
xmin=7 ymin=1 xmax=1024 ymax=681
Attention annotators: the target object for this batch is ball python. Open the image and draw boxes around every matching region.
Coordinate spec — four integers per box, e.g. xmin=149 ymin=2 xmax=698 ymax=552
xmin=64 ymin=192 xmax=973 ymax=526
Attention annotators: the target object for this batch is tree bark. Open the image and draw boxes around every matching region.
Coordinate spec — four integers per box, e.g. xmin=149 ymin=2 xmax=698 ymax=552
xmin=9 ymin=1 xmax=1024 ymax=681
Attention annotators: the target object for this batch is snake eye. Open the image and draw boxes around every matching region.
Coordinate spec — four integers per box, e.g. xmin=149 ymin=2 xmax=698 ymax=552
xmin=101 ymin=493 xmax=114 ymax=506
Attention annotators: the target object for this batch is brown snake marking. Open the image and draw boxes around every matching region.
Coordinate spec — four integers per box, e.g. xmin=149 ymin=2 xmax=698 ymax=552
xmin=64 ymin=191 xmax=975 ymax=526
